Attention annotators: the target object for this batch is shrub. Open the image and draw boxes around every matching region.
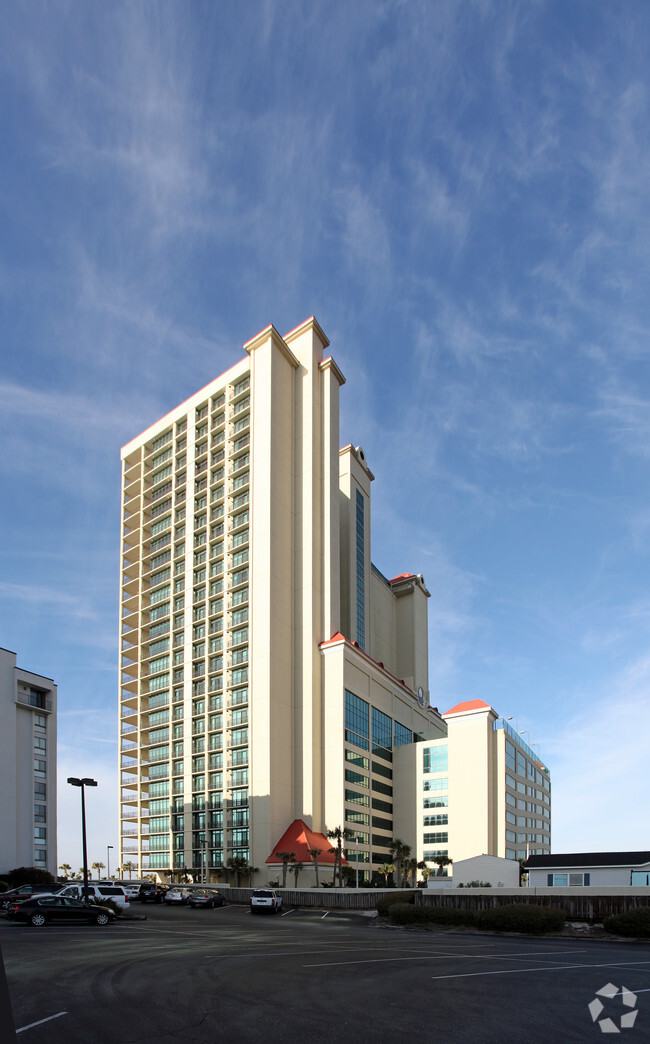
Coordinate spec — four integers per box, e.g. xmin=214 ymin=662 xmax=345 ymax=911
xmin=476 ymin=904 xmax=565 ymax=934
xmin=6 ymin=867 xmax=56 ymax=888
xmin=389 ymin=904 xmax=473 ymax=927
xmin=94 ymin=898 xmax=122 ymax=917
xmin=603 ymin=907 xmax=650 ymax=938
xmin=376 ymin=892 xmax=415 ymax=916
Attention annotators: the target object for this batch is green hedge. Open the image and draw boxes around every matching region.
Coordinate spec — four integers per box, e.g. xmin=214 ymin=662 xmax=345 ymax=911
xmin=476 ymin=904 xmax=565 ymax=934
xmin=603 ymin=907 xmax=650 ymax=938
xmin=389 ymin=904 xmax=470 ymax=927
xmin=376 ymin=892 xmax=415 ymax=917
xmin=387 ymin=902 xmax=565 ymax=934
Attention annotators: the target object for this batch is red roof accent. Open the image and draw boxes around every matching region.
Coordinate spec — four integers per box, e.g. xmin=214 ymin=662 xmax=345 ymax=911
xmin=265 ymin=819 xmax=348 ymax=866
xmin=444 ymin=699 xmax=493 ymax=716
xmin=390 ymin=573 xmax=416 ymax=583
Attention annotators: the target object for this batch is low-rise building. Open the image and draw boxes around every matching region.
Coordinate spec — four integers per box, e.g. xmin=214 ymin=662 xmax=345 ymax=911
xmin=526 ymin=852 xmax=650 ymax=888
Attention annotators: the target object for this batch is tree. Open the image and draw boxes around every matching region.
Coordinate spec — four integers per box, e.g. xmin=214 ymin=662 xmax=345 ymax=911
xmin=92 ymin=861 xmax=105 ymax=880
xmin=122 ymin=861 xmax=136 ymax=880
xmin=290 ymin=859 xmax=303 ymax=887
xmin=378 ymin=863 xmax=395 ymax=886
xmin=58 ymin=863 xmax=72 ymax=880
xmin=225 ymin=856 xmax=249 ymax=887
xmin=327 ymin=826 xmax=354 ymax=887
xmin=247 ymin=864 xmax=259 ymax=888
xmin=274 ymin=851 xmax=295 ymax=889
xmin=405 ymin=857 xmax=419 ymax=888
xmin=6 ymin=867 xmax=55 ymax=888
xmin=433 ymin=855 xmax=452 ymax=877
xmin=418 ymin=861 xmax=431 ymax=886
xmin=306 ymin=847 xmax=323 ymax=888
xmin=389 ymin=840 xmax=411 ymax=888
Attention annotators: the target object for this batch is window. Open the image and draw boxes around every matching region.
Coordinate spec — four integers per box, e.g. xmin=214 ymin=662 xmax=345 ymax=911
xmin=423 ymin=795 xmax=448 ymax=808
xmin=423 ymin=778 xmax=447 ymax=791
xmin=423 ymin=832 xmax=448 ymax=844
xmin=345 ymin=770 xmax=368 ymax=788
xmin=371 ymin=707 xmax=392 ymax=755
xmin=345 ymin=690 xmax=369 ymax=751
xmin=423 ymin=814 xmax=448 ymax=826
xmin=505 ymin=739 xmax=515 ymax=772
xmin=394 ymin=721 xmax=412 ymax=747
xmin=345 ymin=750 xmax=369 ymax=770
xmin=345 ymin=789 xmax=369 ymax=807
xmin=423 ymin=745 xmax=447 ymax=774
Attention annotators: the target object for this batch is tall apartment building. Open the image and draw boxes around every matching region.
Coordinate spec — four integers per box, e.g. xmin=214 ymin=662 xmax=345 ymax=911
xmin=119 ymin=318 xmax=445 ymax=883
xmin=394 ymin=698 xmax=551 ymax=867
xmin=0 ymin=647 xmax=57 ymax=876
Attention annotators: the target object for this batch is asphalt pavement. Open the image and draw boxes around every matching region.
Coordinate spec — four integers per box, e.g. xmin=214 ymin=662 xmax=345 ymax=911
xmin=2 ymin=902 xmax=650 ymax=1042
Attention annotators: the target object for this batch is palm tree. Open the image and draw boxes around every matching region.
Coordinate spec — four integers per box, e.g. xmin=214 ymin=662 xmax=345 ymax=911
xmin=247 ymin=864 xmax=259 ymax=887
xmin=417 ymin=860 xmax=430 ymax=886
xmin=307 ymin=847 xmax=323 ymax=888
xmin=327 ymin=826 xmax=354 ymax=887
xmin=290 ymin=859 xmax=303 ymax=887
xmin=274 ymin=851 xmax=295 ymax=889
xmin=122 ymin=861 xmax=136 ymax=880
xmin=92 ymin=861 xmax=105 ymax=880
xmin=389 ymin=839 xmax=411 ymax=888
xmin=225 ymin=856 xmax=249 ymax=887
xmin=433 ymin=855 xmax=452 ymax=877
xmin=405 ymin=857 xmax=419 ymax=888
xmin=378 ymin=863 xmax=395 ymax=886
xmin=58 ymin=863 xmax=72 ymax=880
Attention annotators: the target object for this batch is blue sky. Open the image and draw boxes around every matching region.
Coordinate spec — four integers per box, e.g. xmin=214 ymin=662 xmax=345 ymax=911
xmin=1 ymin=1 xmax=648 ymax=869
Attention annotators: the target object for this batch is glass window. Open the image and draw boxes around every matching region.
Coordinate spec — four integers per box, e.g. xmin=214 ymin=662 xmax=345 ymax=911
xmin=345 ymin=690 xmax=369 ymax=751
xmin=372 ymin=707 xmax=392 ymax=752
xmin=423 ymin=745 xmax=447 ymax=773
xmin=394 ymin=721 xmax=412 ymax=747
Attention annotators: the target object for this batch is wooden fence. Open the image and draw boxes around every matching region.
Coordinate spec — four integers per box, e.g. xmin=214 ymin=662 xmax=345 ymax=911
xmin=219 ymin=886 xmax=650 ymax=921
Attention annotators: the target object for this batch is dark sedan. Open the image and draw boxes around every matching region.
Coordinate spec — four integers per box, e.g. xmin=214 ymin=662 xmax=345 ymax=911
xmin=186 ymin=890 xmax=227 ymax=909
xmin=0 ymin=883 xmax=64 ymax=909
xmin=7 ymin=895 xmax=116 ymax=927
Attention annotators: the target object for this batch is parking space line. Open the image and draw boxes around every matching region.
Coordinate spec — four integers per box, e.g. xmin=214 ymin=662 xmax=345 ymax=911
xmin=305 ymin=947 xmax=587 ymax=968
xmin=281 ymin=909 xmax=293 ymax=917
xmin=321 ymin=912 xmax=329 ymax=919
xmin=431 ymin=959 xmax=650 ymax=981
xmin=17 ymin=1011 xmax=67 ymax=1034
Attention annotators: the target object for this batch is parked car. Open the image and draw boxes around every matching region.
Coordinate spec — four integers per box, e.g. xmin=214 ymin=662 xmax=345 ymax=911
xmin=121 ymin=882 xmax=143 ymax=901
xmin=164 ymin=887 xmax=192 ymax=904
xmin=0 ymin=883 xmax=63 ymax=910
xmin=186 ymin=890 xmax=227 ymax=909
xmin=138 ymin=883 xmax=168 ymax=903
xmin=250 ymin=889 xmax=283 ymax=914
xmin=7 ymin=895 xmax=116 ymax=927
xmin=56 ymin=883 xmax=130 ymax=909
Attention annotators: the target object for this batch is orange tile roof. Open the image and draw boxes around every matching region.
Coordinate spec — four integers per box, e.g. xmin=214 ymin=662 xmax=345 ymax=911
xmin=444 ymin=699 xmax=493 ymax=716
xmin=265 ymin=819 xmax=348 ymax=866
xmin=390 ymin=572 xmax=416 ymax=583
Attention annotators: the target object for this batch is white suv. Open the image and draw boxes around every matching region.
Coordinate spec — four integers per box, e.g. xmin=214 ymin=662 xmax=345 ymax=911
xmin=250 ymin=889 xmax=283 ymax=914
xmin=57 ymin=884 xmax=129 ymax=909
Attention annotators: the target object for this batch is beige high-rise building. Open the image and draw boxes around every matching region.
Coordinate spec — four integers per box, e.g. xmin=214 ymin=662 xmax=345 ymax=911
xmin=119 ymin=318 xmax=444 ymax=883
xmin=0 ymin=647 xmax=57 ymax=877
xmin=394 ymin=698 xmax=551 ymax=868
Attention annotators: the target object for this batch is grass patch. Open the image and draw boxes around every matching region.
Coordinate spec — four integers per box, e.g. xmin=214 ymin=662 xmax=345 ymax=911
xmin=387 ymin=901 xmax=565 ymax=934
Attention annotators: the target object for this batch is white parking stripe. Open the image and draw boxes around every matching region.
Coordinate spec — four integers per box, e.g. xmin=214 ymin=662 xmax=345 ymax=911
xmin=281 ymin=909 xmax=293 ymax=916
xmin=17 ymin=1011 xmax=67 ymax=1034
xmin=305 ymin=947 xmax=587 ymax=968
xmin=431 ymin=959 xmax=650 ymax=981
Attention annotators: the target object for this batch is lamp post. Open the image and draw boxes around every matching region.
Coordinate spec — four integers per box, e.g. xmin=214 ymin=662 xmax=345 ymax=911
xmin=107 ymin=845 xmax=114 ymax=880
xmin=506 ymin=715 xmax=519 ymax=734
xmin=67 ymin=777 xmax=97 ymax=900
xmin=520 ymin=730 xmax=531 ymax=747
xmin=355 ymin=836 xmax=359 ymax=889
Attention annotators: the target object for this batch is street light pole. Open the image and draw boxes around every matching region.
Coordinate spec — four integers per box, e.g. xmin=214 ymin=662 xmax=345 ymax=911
xmin=355 ymin=836 xmax=359 ymax=889
xmin=107 ymin=845 xmax=114 ymax=880
xmin=67 ymin=777 xmax=98 ymax=901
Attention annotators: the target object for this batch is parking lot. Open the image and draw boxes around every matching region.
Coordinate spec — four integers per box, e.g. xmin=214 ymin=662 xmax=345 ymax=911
xmin=2 ymin=901 xmax=650 ymax=1041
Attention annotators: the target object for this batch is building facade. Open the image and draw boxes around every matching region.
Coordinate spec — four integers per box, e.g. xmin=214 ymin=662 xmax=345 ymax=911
xmin=394 ymin=698 xmax=551 ymax=868
xmin=0 ymin=647 xmax=57 ymax=876
xmin=119 ymin=318 xmax=444 ymax=883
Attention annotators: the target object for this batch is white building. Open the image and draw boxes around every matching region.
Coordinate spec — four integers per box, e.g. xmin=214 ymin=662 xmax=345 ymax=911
xmin=119 ymin=318 xmax=445 ymax=883
xmin=394 ymin=698 xmax=551 ymax=870
xmin=527 ymin=852 xmax=650 ymax=888
xmin=0 ymin=647 xmax=57 ymax=876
